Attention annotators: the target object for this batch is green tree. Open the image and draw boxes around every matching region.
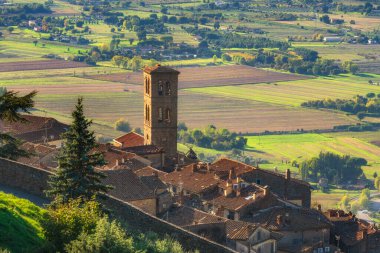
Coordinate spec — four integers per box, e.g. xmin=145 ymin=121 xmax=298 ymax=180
xmin=375 ymin=177 xmax=380 ymax=191
xmin=42 ymin=198 xmax=103 ymax=252
xmin=65 ymin=217 xmax=134 ymax=253
xmin=339 ymin=194 xmax=349 ymax=211
xmin=0 ymin=89 xmax=36 ymax=160
xmin=46 ymin=98 xmax=109 ymax=205
xmin=114 ymin=119 xmax=131 ymax=132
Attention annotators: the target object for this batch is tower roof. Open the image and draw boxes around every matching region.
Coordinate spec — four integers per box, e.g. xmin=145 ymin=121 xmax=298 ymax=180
xmin=143 ymin=64 xmax=180 ymax=74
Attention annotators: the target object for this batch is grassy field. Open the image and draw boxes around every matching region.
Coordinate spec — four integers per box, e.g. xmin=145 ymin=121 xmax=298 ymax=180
xmin=0 ymin=192 xmax=47 ymax=252
xmin=187 ymin=73 xmax=380 ymax=107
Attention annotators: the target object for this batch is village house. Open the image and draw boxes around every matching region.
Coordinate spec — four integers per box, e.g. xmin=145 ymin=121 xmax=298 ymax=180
xmin=246 ymin=206 xmax=333 ymax=253
xmin=211 ymin=158 xmax=311 ymax=208
xmin=323 ymin=209 xmax=380 ymax=253
xmin=163 ymin=205 xmax=280 ymax=253
xmin=161 ymin=162 xmax=282 ymax=221
xmin=0 ymin=115 xmax=68 ymax=144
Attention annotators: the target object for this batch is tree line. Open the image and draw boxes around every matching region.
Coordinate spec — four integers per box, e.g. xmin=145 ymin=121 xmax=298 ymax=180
xmin=177 ymin=123 xmax=247 ymax=151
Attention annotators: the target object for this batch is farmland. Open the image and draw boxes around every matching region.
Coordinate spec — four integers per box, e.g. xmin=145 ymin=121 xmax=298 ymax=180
xmin=0 ymin=60 xmax=89 ymax=72
xmin=87 ymin=65 xmax=312 ymax=89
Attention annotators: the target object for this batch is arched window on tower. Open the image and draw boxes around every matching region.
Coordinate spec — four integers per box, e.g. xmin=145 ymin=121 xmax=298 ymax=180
xmin=165 ymin=81 xmax=171 ymax=95
xmin=165 ymin=108 xmax=171 ymax=123
xmin=145 ymin=105 xmax=148 ymax=121
xmin=145 ymin=78 xmax=150 ymax=95
xmin=158 ymin=81 xmax=163 ymax=96
xmin=158 ymin=107 xmax=163 ymax=122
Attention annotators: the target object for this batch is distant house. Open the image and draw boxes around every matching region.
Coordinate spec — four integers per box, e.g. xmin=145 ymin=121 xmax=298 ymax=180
xmin=323 ymin=209 xmax=380 ymax=253
xmin=323 ymin=37 xmax=342 ymax=43
xmin=0 ymin=115 xmax=68 ymax=144
xmin=113 ymin=132 xmax=144 ymax=149
xmin=164 ymin=205 xmax=280 ymax=252
xmin=246 ymin=206 xmax=333 ymax=253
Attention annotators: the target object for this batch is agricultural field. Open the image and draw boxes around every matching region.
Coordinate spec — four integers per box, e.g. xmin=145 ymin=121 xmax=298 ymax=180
xmin=87 ymin=65 xmax=311 ymax=88
xmin=0 ymin=59 xmax=89 ymax=72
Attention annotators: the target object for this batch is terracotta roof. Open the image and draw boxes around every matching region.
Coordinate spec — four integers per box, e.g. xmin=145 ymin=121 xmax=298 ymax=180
xmin=325 ymin=209 xmax=380 ymax=246
xmin=17 ymin=142 xmax=58 ymax=169
xmin=143 ymin=64 xmax=180 ymax=74
xmin=162 ymin=164 xmax=220 ymax=194
xmin=0 ymin=115 xmax=68 ymax=143
xmin=123 ymin=145 xmax=164 ymax=155
xmin=226 ymin=220 xmax=259 ymax=240
xmin=163 ymin=206 xmax=225 ymax=227
xmin=113 ymin=132 xmax=144 ymax=148
xmin=92 ymin=144 xmax=136 ymax=169
xmin=134 ymin=166 xmax=167 ymax=178
xmin=204 ymin=185 xmax=265 ymax=211
xmin=247 ymin=206 xmax=331 ymax=232
xmin=213 ymin=158 xmax=310 ymax=187
xmin=102 ymin=169 xmax=155 ymax=201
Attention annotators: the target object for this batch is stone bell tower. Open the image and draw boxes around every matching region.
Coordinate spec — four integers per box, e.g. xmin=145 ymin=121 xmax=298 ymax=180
xmin=143 ymin=64 xmax=180 ymax=157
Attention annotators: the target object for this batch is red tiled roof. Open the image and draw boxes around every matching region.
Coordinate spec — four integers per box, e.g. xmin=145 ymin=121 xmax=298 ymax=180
xmin=102 ymin=169 xmax=155 ymax=201
xmin=162 ymin=164 xmax=220 ymax=194
xmin=0 ymin=115 xmax=68 ymax=143
xmin=92 ymin=144 xmax=135 ymax=169
xmin=113 ymin=132 xmax=144 ymax=148
xmin=134 ymin=166 xmax=167 ymax=178
xmin=247 ymin=206 xmax=331 ymax=232
xmin=123 ymin=145 xmax=164 ymax=155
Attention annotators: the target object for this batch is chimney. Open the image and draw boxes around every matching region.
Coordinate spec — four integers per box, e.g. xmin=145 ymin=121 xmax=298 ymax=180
xmin=115 ymin=159 xmax=119 ymax=167
xmin=263 ymin=186 xmax=270 ymax=196
xmin=229 ymin=169 xmax=232 ymax=180
xmin=236 ymin=188 xmax=241 ymax=197
xmin=361 ymin=229 xmax=368 ymax=240
xmin=285 ymin=169 xmax=291 ymax=180
xmin=153 ymin=171 xmax=158 ymax=177
xmin=317 ymin=204 xmax=322 ymax=212
xmin=121 ymin=157 xmax=125 ymax=164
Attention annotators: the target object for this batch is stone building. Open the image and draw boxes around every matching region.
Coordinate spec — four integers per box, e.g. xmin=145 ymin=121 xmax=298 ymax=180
xmin=323 ymin=209 xmax=380 ymax=253
xmin=143 ymin=64 xmax=180 ymax=158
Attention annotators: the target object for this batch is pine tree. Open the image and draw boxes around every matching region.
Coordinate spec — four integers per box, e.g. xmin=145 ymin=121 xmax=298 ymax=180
xmin=0 ymin=88 xmax=36 ymax=160
xmin=46 ymin=97 xmax=109 ymax=205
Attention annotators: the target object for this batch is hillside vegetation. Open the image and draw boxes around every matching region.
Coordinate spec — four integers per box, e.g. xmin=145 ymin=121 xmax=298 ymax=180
xmin=0 ymin=192 xmax=47 ymax=253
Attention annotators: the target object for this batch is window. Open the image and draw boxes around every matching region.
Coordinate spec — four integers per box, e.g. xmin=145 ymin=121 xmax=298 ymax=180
xmin=145 ymin=105 xmax=150 ymax=122
xmin=158 ymin=81 xmax=163 ymax=95
xmin=165 ymin=81 xmax=171 ymax=95
xmin=165 ymin=108 xmax=171 ymax=122
xmin=145 ymin=78 xmax=150 ymax=94
xmin=158 ymin=107 xmax=163 ymax=122
xmin=256 ymin=179 xmax=261 ymax=185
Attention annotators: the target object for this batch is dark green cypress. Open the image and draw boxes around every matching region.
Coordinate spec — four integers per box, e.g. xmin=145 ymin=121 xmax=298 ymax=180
xmin=47 ymin=97 xmax=110 ymax=205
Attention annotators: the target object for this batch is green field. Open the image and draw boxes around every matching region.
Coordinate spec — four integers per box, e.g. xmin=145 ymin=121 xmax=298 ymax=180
xmin=187 ymin=73 xmax=380 ymax=107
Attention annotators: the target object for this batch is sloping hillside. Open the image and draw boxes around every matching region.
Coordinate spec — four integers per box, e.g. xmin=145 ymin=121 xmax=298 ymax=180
xmin=0 ymin=192 xmax=47 ymax=253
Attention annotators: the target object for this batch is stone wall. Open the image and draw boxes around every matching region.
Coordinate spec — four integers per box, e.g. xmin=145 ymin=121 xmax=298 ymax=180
xmin=0 ymin=158 xmax=235 ymax=253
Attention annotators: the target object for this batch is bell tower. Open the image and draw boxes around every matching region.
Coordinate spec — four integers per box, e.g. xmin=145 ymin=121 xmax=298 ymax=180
xmin=143 ymin=64 xmax=180 ymax=157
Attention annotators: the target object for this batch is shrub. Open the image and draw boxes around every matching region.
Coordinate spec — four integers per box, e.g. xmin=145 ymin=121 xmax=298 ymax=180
xmin=115 ymin=119 xmax=131 ymax=132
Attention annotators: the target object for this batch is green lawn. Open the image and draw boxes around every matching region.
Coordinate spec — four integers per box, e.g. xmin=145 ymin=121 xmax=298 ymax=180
xmin=0 ymin=192 xmax=47 ymax=252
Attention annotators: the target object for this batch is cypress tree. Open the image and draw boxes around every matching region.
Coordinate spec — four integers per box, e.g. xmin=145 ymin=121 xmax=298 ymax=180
xmin=47 ymin=97 xmax=109 ymax=205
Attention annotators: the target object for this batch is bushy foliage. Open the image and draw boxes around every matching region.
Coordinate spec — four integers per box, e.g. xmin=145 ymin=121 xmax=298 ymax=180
xmin=178 ymin=125 xmax=247 ymax=151
xmin=65 ymin=217 xmax=134 ymax=253
xmin=300 ymin=152 xmax=366 ymax=184
xmin=114 ymin=118 xmax=131 ymax=132
xmin=42 ymin=199 xmax=102 ymax=252
xmin=301 ymin=94 xmax=380 ymax=117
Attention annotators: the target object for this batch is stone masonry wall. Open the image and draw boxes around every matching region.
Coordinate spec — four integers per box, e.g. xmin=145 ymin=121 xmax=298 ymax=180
xmin=0 ymin=158 xmax=235 ymax=253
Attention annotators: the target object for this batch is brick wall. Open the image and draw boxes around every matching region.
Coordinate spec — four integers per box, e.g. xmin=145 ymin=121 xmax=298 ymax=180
xmin=0 ymin=158 xmax=235 ymax=253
